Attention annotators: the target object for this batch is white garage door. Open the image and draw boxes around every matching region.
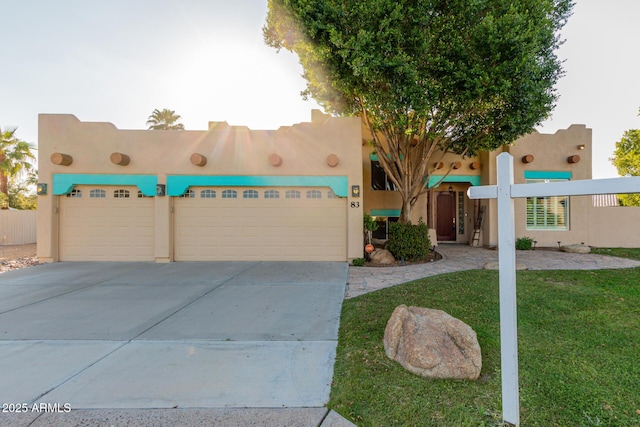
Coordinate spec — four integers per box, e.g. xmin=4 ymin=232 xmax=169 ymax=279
xmin=174 ymin=187 xmax=347 ymax=261
xmin=59 ymin=185 xmax=155 ymax=261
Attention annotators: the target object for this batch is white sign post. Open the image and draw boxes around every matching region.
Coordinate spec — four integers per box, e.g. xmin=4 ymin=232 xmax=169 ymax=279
xmin=468 ymin=152 xmax=640 ymax=426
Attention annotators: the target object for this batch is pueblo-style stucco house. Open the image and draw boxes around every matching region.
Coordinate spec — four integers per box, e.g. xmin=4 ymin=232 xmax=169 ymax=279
xmin=36 ymin=111 xmax=640 ymax=263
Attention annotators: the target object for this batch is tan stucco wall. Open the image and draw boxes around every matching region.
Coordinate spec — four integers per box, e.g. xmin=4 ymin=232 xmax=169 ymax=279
xmin=508 ymin=125 xmax=592 ymax=247
xmin=588 ymin=206 xmax=640 ymax=247
xmin=361 ymin=124 xmax=624 ymax=248
xmin=37 ymin=111 xmax=363 ymax=262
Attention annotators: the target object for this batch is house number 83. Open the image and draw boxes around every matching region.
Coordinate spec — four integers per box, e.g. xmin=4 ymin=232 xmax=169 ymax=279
xmin=350 ymin=201 xmax=360 ymax=208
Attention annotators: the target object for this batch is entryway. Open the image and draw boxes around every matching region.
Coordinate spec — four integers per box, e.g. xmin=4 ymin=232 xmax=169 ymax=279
xmin=436 ymin=192 xmax=456 ymax=241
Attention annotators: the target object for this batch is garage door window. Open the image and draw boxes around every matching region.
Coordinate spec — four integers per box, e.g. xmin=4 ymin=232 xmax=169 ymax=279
xmin=264 ymin=190 xmax=280 ymax=199
xmin=114 ymin=189 xmax=130 ymax=198
xmin=90 ymin=189 xmax=105 ymax=198
xmin=327 ymin=191 xmax=338 ymax=199
xmin=180 ymin=189 xmax=195 ymax=198
xmin=306 ymin=190 xmax=322 ymax=199
xmin=137 ymin=190 xmax=153 ymax=198
xmin=201 ymin=189 xmax=216 ymax=198
xmin=222 ymin=190 xmax=237 ymax=199
xmin=243 ymin=189 xmax=258 ymax=199
xmin=286 ymin=190 xmax=301 ymax=199
xmin=66 ymin=189 xmax=82 ymax=198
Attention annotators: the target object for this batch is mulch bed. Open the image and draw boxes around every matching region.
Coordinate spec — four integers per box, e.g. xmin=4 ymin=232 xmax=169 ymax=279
xmin=364 ymin=249 xmax=442 ymax=267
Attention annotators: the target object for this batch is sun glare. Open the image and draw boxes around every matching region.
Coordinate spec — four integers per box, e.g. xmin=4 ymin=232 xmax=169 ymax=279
xmin=170 ymin=30 xmax=320 ymax=132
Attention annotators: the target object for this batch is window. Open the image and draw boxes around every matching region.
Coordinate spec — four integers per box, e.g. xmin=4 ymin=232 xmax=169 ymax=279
xmin=179 ymin=189 xmax=195 ymax=198
xmin=371 ymin=160 xmax=397 ymax=191
xmin=372 ymin=216 xmax=399 ymax=240
xmin=526 ymin=179 xmax=569 ymax=230
xmin=200 ymin=189 xmax=216 ymax=198
xmin=114 ymin=189 xmax=130 ymax=198
xmin=137 ymin=190 xmax=152 ymax=198
xmin=327 ymin=191 xmax=338 ymax=199
xmin=306 ymin=189 xmax=322 ymax=199
xmin=243 ymin=189 xmax=259 ymax=199
xmin=89 ymin=189 xmax=105 ymax=198
xmin=66 ymin=189 xmax=82 ymax=198
xmin=222 ymin=189 xmax=237 ymax=199
xmin=264 ymin=189 xmax=280 ymax=199
xmin=286 ymin=190 xmax=301 ymax=199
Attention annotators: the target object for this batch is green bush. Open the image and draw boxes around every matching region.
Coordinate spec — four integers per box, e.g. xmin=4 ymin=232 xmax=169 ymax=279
xmin=363 ymin=213 xmax=379 ymax=233
xmin=387 ymin=219 xmax=431 ymax=261
xmin=351 ymin=258 xmax=366 ymax=267
xmin=516 ymin=236 xmax=534 ymax=250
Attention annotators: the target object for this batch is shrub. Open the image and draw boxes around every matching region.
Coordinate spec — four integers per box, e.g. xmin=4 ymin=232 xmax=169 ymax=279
xmin=387 ymin=219 xmax=431 ymax=261
xmin=351 ymin=258 xmax=366 ymax=267
xmin=516 ymin=236 xmax=534 ymax=250
xmin=363 ymin=213 xmax=379 ymax=233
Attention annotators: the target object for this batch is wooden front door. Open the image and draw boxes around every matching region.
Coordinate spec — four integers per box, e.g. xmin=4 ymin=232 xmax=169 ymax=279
xmin=436 ymin=192 xmax=456 ymax=241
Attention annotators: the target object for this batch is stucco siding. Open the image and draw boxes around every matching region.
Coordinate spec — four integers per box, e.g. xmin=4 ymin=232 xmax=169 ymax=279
xmin=588 ymin=206 xmax=640 ymax=248
xmin=37 ymin=112 xmax=363 ymax=262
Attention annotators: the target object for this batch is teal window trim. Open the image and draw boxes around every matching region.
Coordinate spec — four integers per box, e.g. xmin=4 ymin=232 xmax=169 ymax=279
xmin=53 ymin=174 xmax=158 ymax=196
xmin=370 ymin=153 xmax=403 ymax=161
xmin=427 ymin=175 xmax=481 ymax=188
xmin=166 ymin=175 xmax=349 ymax=197
xmin=524 ymin=171 xmax=572 ymax=180
xmin=370 ymin=209 xmax=401 ymax=217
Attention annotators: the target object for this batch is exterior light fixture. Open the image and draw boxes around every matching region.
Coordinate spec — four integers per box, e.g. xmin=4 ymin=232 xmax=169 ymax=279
xmin=156 ymin=184 xmax=166 ymax=196
xmin=37 ymin=183 xmax=48 ymax=195
xmin=448 ymin=185 xmax=453 ymax=193
xmin=351 ymin=185 xmax=360 ymax=197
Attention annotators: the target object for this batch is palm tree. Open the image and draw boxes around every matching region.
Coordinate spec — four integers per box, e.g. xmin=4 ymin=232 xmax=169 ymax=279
xmin=146 ymin=108 xmax=185 ymax=130
xmin=0 ymin=127 xmax=36 ymax=208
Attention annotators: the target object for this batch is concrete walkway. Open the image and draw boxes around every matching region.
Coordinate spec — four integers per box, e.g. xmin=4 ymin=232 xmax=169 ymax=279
xmin=347 ymin=244 xmax=640 ymax=298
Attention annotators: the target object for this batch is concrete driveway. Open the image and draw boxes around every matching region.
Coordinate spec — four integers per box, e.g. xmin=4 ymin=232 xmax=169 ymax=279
xmin=0 ymin=262 xmax=347 ymax=412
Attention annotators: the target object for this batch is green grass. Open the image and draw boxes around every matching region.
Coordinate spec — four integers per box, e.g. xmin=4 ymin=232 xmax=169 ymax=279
xmin=329 ymin=250 xmax=640 ymax=426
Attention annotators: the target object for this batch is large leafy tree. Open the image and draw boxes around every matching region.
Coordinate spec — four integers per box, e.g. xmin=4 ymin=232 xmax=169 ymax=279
xmin=264 ymin=0 xmax=573 ymax=223
xmin=146 ymin=108 xmax=185 ymax=130
xmin=0 ymin=127 xmax=36 ymax=209
xmin=610 ymin=110 xmax=640 ymax=206
xmin=8 ymin=173 xmax=38 ymax=210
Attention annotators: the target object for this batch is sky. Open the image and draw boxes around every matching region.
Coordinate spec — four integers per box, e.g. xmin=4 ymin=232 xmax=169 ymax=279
xmin=2 ymin=0 xmax=639 ymax=179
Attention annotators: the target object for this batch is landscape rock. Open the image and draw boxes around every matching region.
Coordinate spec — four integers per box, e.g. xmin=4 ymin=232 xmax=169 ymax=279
xmin=560 ymin=244 xmax=591 ymax=254
xmin=0 ymin=257 xmax=40 ymax=274
xmin=369 ymin=249 xmax=395 ymax=265
xmin=384 ymin=305 xmax=482 ymax=380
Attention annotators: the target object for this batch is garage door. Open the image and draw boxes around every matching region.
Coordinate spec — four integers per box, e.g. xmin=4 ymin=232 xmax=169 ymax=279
xmin=59 ymin=185 xmax=155 ymax=261
xmin=174 ymin=187 xmax=347 ymax=261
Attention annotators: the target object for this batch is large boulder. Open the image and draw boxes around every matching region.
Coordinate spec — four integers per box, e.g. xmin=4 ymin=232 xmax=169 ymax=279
xmin=369 ymin=249 xmax=395 ymax=265
xmin=383 ymin=305 xmax=482 ymax=380
xmin=560 ymin=244 xmax=591 ymax=254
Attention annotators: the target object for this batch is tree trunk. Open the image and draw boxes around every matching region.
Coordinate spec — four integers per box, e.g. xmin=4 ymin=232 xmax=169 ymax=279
xmin=399 ymin=192 xmax=413 ymax=224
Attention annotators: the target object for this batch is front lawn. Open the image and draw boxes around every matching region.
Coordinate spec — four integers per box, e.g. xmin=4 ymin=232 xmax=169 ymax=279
xmin=330 ymin=256 xmax=640 ymax=426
